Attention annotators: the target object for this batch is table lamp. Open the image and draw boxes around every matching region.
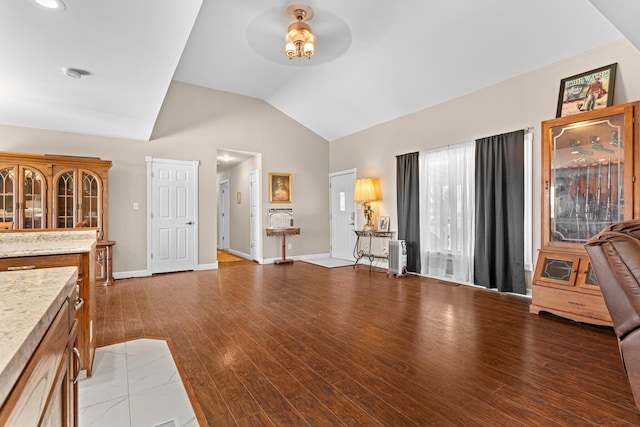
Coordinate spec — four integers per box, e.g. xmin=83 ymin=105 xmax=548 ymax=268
xmin=354 ymin=178 xmax=378 ymax=231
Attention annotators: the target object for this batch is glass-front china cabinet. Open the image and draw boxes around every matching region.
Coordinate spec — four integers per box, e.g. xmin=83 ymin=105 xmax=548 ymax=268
xmin=0 ymin=152 xmax=114 ymax=285
xmin=530 ymin=101 xmax=639 ymax=326
xmin=0 ymin=165 xmax=47 ymax=229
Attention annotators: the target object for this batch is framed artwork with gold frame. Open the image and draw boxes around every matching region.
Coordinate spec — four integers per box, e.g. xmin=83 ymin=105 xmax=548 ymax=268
xmin=269 ymin=173 xmax=292 ymax=203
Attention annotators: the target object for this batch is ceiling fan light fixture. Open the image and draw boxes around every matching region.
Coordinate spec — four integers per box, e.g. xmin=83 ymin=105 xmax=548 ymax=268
xmin=284 ymin=4 xmax=316 ymax=59
xmin=33 ymin=0 xmax=66 ymax=10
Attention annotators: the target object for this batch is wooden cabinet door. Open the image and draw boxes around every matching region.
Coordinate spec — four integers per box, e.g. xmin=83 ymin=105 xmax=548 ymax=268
xmin=53 ymin=169 xmax=77 ymax=229
xmin=576 ymin=258 xmax=601 ymax=291
xmin=0 ymin=299 xmax=69 ymax=426
xmin=78 ymin=170 xmax=103 ymax=239
xmin=20 ymin=165 xmax=47 ymax=229
xmin=0 ymin=166 xmax=17 ymax=225
xmin=534 ymin=252 xmax=581 ymax=288
xmin=53 ymin=168 xmax=103 ymax=239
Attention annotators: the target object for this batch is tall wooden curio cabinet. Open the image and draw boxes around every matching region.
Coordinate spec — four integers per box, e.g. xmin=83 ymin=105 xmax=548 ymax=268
xmin=0 ymin=152 xmax=114 ymax=285
xmin=530 ymin=102 xmax=640 ymax=325
xmin=530 ymin=101 xmax=640 ymax=326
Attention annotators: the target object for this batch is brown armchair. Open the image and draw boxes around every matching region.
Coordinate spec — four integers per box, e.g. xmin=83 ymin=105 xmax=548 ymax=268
xmin=585 ymin=220 xmax=640 ymax=412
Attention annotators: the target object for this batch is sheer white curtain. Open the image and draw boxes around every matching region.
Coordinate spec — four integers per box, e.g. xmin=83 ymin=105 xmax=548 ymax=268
xmin=419 ymin=142 xmax=475 ymax=282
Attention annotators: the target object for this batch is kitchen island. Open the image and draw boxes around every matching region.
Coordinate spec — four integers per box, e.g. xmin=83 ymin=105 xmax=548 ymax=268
xmin=0 ymin=266 xmax=79 ymax=426
xmin=0 ymin=230 xmax=97 ymax=376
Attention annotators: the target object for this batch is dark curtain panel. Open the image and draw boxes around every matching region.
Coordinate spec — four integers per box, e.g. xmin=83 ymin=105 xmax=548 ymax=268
xmin=396 ymin=152 xmax=421 ymax=273
xmin=474 ymin=130 xmax=526 ymax=294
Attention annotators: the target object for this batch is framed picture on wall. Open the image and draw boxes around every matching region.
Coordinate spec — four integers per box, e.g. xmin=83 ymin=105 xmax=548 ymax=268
xmin=269 ymin=173 xmax=292 ymax=203
xmin=556 ymin=63 xmax=617 ymax=117
xmin=378 ymin=216 xmax=390 ymax=232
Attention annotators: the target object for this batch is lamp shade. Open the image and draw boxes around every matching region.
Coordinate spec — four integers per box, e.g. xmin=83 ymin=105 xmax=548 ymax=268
xmin=354 ymin=178 xmax=377 ymax=202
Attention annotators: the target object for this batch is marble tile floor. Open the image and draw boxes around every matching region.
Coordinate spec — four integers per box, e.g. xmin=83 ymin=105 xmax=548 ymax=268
xmin=301 ymin=257 xmax=354 ymax=268
xmin=78 ymin=338 xmax=199 ymax=427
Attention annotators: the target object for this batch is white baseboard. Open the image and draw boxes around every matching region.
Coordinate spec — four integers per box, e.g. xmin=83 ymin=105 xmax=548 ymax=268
xmin=228 ymin=249 xmax=252 ymax=260
xmin=113 ymin=270 xmax=149 ymax=280
xmin=114 ymin=263 xmax=217 ymax=279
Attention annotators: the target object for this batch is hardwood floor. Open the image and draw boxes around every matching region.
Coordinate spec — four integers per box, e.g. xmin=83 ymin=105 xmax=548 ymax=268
xmin=95 ymin=262 xmax=640 ymax=426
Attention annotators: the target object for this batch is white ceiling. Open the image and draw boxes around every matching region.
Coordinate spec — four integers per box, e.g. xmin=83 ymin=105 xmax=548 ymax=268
xmin=1 ymin=0 xmax=636 ymax=143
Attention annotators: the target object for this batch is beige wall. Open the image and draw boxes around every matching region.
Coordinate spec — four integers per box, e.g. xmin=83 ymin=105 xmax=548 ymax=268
xmin=3 ymin=39 xmax=639 ymax=275
xmin=0 ymin=81 xmax=330 ymax=274
xmin=330 ymin=39 xmax=640 ymax=268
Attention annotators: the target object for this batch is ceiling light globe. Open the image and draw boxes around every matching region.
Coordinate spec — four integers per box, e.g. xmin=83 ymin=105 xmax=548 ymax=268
xmin=285 ymin=42 xmax=296 ymax=57
xmin=303 ymin=43 xmax=314 ymax=56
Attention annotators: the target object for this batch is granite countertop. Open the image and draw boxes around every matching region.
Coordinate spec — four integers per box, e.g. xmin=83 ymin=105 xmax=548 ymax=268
xmin=0 ymin=230 xmax=97 ymax=258
xmin=0 ymin=266 xmax=78 ymax=406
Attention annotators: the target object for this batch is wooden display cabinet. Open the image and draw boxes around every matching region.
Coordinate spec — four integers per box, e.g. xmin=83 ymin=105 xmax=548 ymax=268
xmin=530 ymin=101 xmax=640 ymax=326
xmin=0 ymin=152 xmax=115 ymax=285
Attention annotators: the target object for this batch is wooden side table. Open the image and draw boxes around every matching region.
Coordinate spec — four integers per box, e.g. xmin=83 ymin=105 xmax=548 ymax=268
xmin=96 ymin=240 xmax=116 ymax=286
xmin=266 ymin=228 xmax=300 ymax=264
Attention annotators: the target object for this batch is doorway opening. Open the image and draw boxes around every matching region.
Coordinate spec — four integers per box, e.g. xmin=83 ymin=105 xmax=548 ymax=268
xmin=216 ymin=149 xmax=262 ymax=262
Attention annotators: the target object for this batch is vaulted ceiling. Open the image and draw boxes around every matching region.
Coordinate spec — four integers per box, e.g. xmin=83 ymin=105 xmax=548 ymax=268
xmin=1 ymin=1 xmax=637 ymax=142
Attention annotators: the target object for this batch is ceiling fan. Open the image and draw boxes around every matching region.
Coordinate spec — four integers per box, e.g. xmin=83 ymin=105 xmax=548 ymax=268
xmin=246 ymin=3 xmax=352 ymax=66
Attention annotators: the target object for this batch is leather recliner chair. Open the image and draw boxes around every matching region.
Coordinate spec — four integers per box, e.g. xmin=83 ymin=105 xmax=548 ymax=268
xmin=585 ymin=220 xmax=640 ymax=412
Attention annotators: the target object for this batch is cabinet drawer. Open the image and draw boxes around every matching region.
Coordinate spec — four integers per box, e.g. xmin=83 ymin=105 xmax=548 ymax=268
xmin=0 ymin=254 xmax=83 ymax=273
xmin=532 ymin=285 xmax=611 ymax=323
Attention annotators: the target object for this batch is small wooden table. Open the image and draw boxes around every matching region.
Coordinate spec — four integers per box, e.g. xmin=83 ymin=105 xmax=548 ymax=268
xmin=266 ymin=227 xmax=300 ymax=264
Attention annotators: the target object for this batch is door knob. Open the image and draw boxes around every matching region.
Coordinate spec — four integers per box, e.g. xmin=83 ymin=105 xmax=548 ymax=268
xmin=186 ymin=221 xmax=195 ymax=225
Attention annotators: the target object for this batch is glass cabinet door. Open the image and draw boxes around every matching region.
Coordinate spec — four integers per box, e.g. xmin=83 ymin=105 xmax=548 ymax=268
xmin=0 ymin=167 xmax=16 ymax=224
xmin=80 ymin=171 xmax=101 ymax=229
xmin=56 ymin=171 xmax=76 ymax=228
xmin=576 ymin=260 xmax=600 ymax=291
xmin=22 ymin=167 xmax=46 ymax=229
xmin=549 ymin=112 xmax=627 ymax=243
xmin=535 ymin=252 xmax=580 ymax=287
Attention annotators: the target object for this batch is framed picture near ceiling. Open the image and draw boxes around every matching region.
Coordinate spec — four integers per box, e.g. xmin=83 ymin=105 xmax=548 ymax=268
xmin=556 ymin=63 xmax=617 ymax=117
xmin=269 ymin=173 xmax=292 ymax=203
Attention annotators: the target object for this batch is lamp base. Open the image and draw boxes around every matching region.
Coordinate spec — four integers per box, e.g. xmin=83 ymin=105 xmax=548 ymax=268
xmin=362 ymin=223 xmax=376 ymax=231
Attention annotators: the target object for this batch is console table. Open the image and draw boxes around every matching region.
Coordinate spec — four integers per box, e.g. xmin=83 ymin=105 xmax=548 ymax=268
xmin=353 ymin=230 xmax=394 ymax=270
xmin=266 ymin=227 xmax=300 ymax=265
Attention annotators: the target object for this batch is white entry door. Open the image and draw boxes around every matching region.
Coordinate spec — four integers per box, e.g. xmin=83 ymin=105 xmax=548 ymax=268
xmin=249 ymin=169 xmax=261 ymax=261
xmin=330 ymin=169 xmax=356 ymax=260
xmin=147 ymin=157 xmax=199 ymax=274
xmin=218 ymin=180 xmax=230 ymax=250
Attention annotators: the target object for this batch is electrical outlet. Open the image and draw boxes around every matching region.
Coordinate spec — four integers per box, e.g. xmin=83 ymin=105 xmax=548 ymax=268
xmin=287 ymin=243 xmax=292 ymax=249
xmin=133 ymin=202 xmax=139 ymax=210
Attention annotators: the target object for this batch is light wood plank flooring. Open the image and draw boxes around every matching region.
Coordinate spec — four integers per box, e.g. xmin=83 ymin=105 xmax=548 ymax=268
xmin=95 ymin=262 xmax=640 ymax=426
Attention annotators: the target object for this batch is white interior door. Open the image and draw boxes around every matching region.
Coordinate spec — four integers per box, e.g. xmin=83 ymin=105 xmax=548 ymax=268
xmin=249 ymin=169 xmax=261 ymax=261
xmin=147 ymin=157 xmax=199 ymax=274
xmin=330 ymin=169 xmax=356 ymax=260
xmin=218 ymin=180 xmax=230 ymax=250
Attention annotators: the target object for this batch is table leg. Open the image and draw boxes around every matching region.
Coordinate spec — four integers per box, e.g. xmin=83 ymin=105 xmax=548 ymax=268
xmin=275 ymin=234 xmax=293 ymax=265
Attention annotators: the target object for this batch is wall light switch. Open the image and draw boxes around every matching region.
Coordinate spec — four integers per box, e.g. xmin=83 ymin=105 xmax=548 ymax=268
xmin=133 ymin=202 xmax=139 ymax=210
